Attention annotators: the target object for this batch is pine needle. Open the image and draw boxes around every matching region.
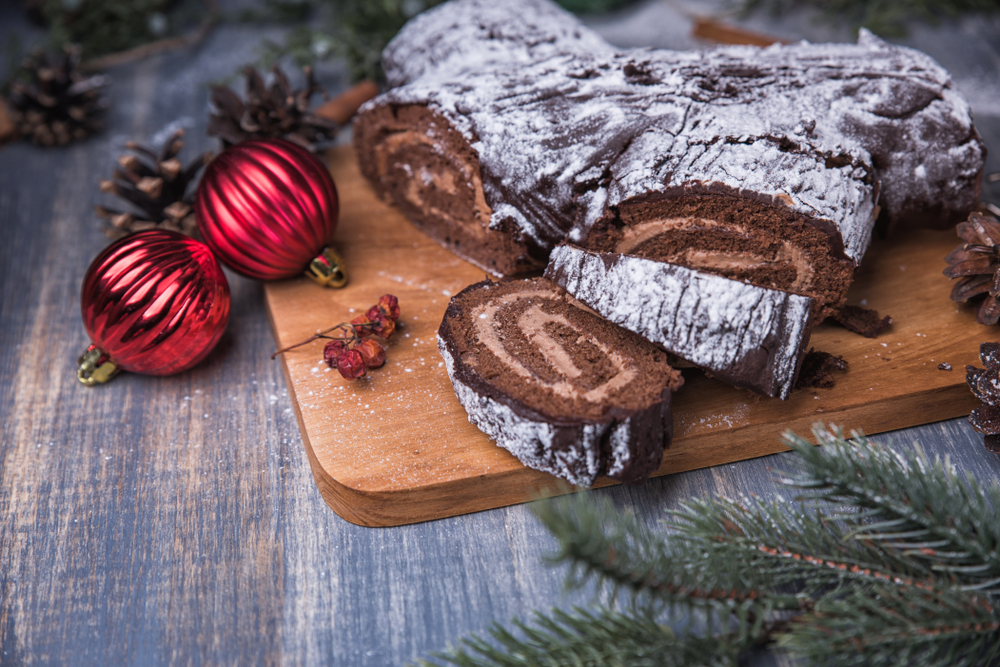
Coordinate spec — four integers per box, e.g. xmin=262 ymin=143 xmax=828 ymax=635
xmin=778 ymin=426 xmax=1000 ymax=592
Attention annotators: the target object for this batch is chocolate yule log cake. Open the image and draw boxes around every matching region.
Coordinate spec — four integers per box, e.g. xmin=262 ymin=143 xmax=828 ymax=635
xmin=359 ymin=0 xmax=984 ymax=403
xmin=355 ymin=62 xmax=879 ymax=289
xmin=355 ymin=0 xmax=983 ymax=279
xmin=438 ymin=278 xmax=683 ymax=486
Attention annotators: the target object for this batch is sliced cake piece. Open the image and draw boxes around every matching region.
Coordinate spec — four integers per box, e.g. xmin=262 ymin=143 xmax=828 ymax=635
xmin=438 ymin=277 xmax=683 ymax=487
xmin=582 ymin=134 xmax=876 ymax=320
xmin=545 ymin=244 xmax=815 ymax=399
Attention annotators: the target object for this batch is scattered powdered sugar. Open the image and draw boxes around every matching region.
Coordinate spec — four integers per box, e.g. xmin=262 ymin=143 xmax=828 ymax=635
xmin=676 ymin=403 xmax=751 ymax=436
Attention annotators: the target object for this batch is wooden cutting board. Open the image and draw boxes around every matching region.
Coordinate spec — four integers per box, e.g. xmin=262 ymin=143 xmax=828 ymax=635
xmin=264 ymin=145 xmax=984 ymax=527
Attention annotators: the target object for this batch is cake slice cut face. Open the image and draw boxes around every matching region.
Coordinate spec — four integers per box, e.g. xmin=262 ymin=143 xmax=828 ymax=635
xmin=353 ymin=103 xmax=543 ymax=277
xmin=438 ymin=277 xmax=683 ymax=487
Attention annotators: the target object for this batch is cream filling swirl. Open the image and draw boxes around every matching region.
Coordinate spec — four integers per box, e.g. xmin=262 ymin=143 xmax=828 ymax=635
xmin=374 ymin=130 xmax=492 ymax=228
xmin=614 ymin=217 xmax=815 ymax=292
xmin=472 ymin=292 xmax=637 ymax=404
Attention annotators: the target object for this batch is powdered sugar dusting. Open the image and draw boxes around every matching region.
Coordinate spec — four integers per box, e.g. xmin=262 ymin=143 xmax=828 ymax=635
xmin=547 ymin=245 xmax=813 ymax=399
xmin=382 ymin=0 xmax=613 ymax=88
xmin=676 ymin=403 xmax=752 ymax=437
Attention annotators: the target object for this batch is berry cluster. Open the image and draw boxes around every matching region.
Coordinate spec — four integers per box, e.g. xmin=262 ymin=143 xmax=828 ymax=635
xmin=273 ymin=294 xmax=400 ymax=380
xmin=326 ymin=295 xmax=400 ymax=379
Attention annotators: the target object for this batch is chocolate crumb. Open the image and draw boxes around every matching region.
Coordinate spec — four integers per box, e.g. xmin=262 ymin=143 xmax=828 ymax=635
xmin=938 ymin=362 xmax=952 ymax=371
xmin=830 ymin=304 xmax=892 ymax=338
xmin=795 ymin=348 xmax=848 ymax=390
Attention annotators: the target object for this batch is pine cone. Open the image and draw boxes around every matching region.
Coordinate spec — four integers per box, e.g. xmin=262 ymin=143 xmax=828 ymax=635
xmin=95 ymin=129 xmax=210 ymax=239
xmin=966 ymin=342 xmax=1000 ymax=452
xmin=207 ymin=65 xmax=338 ymax=152
xmin=943 ymin=212 xmax=1000 ymax=325
xmin=4 ymin=45 xmax=109 ymax=146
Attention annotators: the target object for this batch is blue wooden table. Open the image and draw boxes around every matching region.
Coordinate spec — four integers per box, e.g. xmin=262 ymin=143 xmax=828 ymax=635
xmin=1 ymin=2 xmax=999 ymax=665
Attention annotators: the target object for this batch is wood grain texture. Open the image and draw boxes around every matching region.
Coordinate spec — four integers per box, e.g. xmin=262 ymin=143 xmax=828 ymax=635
xmin=265 ymin=145 xmax=984 ymax=526
xmin=0 ymin=2 xmax=998 ymax=666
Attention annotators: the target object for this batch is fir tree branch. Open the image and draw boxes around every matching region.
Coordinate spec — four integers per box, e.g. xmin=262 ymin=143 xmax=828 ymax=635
xmin=780 ymin=582 xmax=1000 ymax=667
xmin=668 ymin=496 xmax=939 ymax=598
xmin=419 ymin=425 xmax=1000 ymax=666
xmin=533 ymin=494 xmax=807 ymax=642
xmin=778 ymin=426 xmax=1000 ymax=591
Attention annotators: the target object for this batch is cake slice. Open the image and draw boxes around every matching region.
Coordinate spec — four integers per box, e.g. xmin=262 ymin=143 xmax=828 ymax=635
xmin=545 ymin=245 xmax=815 ymax=399
xmin=438 ymin=277 xmax=683 ymax=486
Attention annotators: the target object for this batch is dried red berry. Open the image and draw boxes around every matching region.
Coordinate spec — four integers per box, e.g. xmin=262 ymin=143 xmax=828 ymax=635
xmin=323 ymin=339 xmax=347 ymax=367
xmin=351 ymin=314 xmax=372 ymax=336
xmin=370 ymin=314 xmax=396 ymax=338
xmin=356 ymin=338 xmax=386 ymax=369
xmin=378 ymin=294 xmax=400 ymax=320
xmin=337 ymin=348 xmax=366 ymax=379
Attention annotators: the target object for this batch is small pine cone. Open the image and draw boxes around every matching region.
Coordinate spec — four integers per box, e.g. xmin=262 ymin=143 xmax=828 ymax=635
xmin=95 ymin=128 xmax=210 ymax=239
xmin=966 ymin=342 xmax=1000 ymax=452
xmin=944 ymin=212 xmax=1000 ymax=325
xmin=207 ymin=65 xmax=338 ymax=152
xmin=4 ymin=45 xmax=109 ymax=147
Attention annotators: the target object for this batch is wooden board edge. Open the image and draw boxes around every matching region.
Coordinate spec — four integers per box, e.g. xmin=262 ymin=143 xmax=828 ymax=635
xmin=656 ymin=382 xmax=979 ymax=476
xmin=309 ymin=464 xmax=592 ymax=527
xmin=298 ymin=380 xmax=976 ymax=527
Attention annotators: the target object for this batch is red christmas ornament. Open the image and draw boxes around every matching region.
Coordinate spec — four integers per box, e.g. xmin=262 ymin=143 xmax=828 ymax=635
xmin=194 ymin=137 xmax=346 ymax=287
xmin=78 ymin=229 xmax=231 ymax=384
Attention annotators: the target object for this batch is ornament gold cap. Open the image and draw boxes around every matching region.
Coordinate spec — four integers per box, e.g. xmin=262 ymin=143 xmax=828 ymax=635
xmin=307 ymin=246 xmax=348 ymax=288
xmin=77 ymin=344 xmax=120 ymax=386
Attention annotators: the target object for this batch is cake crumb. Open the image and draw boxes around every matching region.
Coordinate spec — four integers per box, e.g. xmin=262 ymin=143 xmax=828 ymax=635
xmin=830 ymin=304 xmax=892 ymax=338
xmin=938 ymin=362 xmax=952 ymax=371
xmin=795 ymin=349 xmax=848 ymax=390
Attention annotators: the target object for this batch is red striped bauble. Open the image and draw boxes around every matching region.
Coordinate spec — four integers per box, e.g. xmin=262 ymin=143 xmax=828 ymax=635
xmin=78 ymin=229 xmax=231 ymax=384
xmin=194 ymin=138 xmax=345 ymax=286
